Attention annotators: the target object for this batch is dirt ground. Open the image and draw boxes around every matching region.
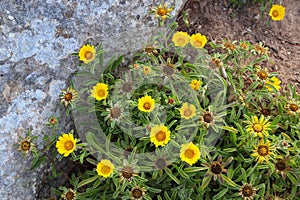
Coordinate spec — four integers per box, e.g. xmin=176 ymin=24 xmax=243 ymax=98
xmin=176 ymin=0 xmax=300 ymax=92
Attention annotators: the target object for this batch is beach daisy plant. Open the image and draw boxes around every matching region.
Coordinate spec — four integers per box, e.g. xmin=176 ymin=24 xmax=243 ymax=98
xmin=23 ymin=14 xmax=300 ymax=199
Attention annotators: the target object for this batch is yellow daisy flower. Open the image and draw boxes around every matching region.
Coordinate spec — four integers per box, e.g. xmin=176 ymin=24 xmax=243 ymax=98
xmin=60 ymin=87 xmax=78 ymax=108
xmin=269 ymin=4 xmax=285 ymax=21
xmin=150 ymin=124 xmax=171 ymax=147
xmin=265 ymin=77 xmax=281 ymax=91
xmin=239 ymin=183 xmax=258 ymax=200
xmin=172 ymin=31 xmax=190 ymax=47
xmin=56 ymin=133 xmax=77 ymax=157
xmin=286 ymin=101 xmax=300 ymax=116
xmin=254 ymin=43 xmax=268 ymax=55
xmin=96 ymin=159 xmax=114 ymax=178
xmin=143 ymin=66 xmax=151 ymax=76
xmin=78 ymin=44 xmax=96 ymax=64
xmin=91 ymin=83 xmax=109 ymax=101
xmin=180 ymin=142 xmax=200 ymax=166
xmin=138 ymin=95 xmax=155 ymax=112
xmin=251 ymin=140 xmax=275 ymax=164
xmin=18 ymin=137 xmax=35 ymax=155
xmin=190 ymin=33 xmax=207 ymax=48
xmin=245 ymin=115 xmax=271 ymax=138
xmin=179 ymin=102 xmax=196 ymax=119
xmin=203 ymin=156 xmax=232 ymax=183
xmin=61 ymin=188 xmax=77 ymax=200
xmin=255 ymin=66 xmax=269 ymax=81
xmin=130 ymin=185 xmax=146 ymax=200
xmin=190 ymin=79 xmax=202 ymax=91
xmin=152 ymin=4 xmax=173 ymax=20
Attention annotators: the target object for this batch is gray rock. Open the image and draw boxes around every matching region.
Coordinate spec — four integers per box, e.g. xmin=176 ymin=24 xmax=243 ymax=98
xmin=0 ymin=0 xmax=186 ymax=199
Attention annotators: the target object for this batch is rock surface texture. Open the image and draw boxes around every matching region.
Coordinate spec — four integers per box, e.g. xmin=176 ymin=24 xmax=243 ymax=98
xmin=0 ymin=0 xmax=186 ymax=199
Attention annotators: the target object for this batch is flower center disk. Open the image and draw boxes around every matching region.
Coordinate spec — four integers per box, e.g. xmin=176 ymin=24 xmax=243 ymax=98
xmin=257 ymin=71 xmax=267 ymax=80
xmin=98 ymin=89 xmax=105 ymax=97
xmin=275 ymin=160 xmax=286 ymax=171
xmin=211 ymin=163 xmax=222 ymax=174
xmin=184 ymin=149 xmax=195 ymax=159
xmin=155 ymin=131 xmax=166 ymax=141
xmin=252 ymin=123 xmax=263 ymax=132
xmin=143 ymin=102 xmax=151 ymax=110
xmin=290 ymin=103 xmax=298 ymax=111
xmin=184 ymin=109 xmax=192 ymax=117
xmin=85 ymin=51 xmax=93 ymax=60
xmin=155 ymin=158 xmax=167 ymax=169
xmin=64 ymin=140 xmax=74 ymax=151
xmin=204 ymin=113 xmax=213 ymax=123
xmin=101 ymin=165 xmax=111 ymax=174
xmin=242 ymin=186 xmax=253 ymax=197
xmin=258 ymin=146 xmax=268 ymax=156
xmin=21 ymin=141 xmax=31 ymax=151
xmin=66 ymin=191 xmax=75 ymax=200
xmin=64 ymin=93 xmax=73 ymax=101
xmin=111 ymin=107 xmax=122 ymax=119
xmin=132 ymin=189 xmax=142 ymax=198
xmin=272 ymin=10 xmax=279 ymax=17
xmin=157 ymin=8 xmax=167 ymax=16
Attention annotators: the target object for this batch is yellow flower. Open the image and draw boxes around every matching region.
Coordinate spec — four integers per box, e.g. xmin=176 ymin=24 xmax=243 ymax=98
xmin=269 ymin=4 xmax=285 ymax=21
xmin=60 ymin=87 xmax=78 ymax=107
xmin=254 ymin=43 xmax=268 ymax=55
xmin=251 ymin=140 xmax=275 ymax=164
xmin=172 ymin=31 xmax=190 ymax=47
xmin=96 ymin=159 xmax=114 ymax=178
xmin=130 ymin=185 xmax=146 ymax=200
xmin=18 ymin=137 xmax=35 ymax=155
xmin=61 ymin=188 xmax=77 ymax=200
xmin=152 ymin=4 xmax=173 ymax=20
xmin=190 ymin=80 xmax=202 ymax=91
xmin=143 ymin=66 xmax=151 ymax=75
xmin=255 ymin=66 xmax=269 ymax=81
xmin=180 ymin=142 xmax=200 ymax=166
xmin=286 ymin=101 xmax=300 ymax=116
xmin=78 ymin=44 xmax=96 ymax=64
xmin=239 ymin=183 xmax=258 ymax=200
xmin=150 ymin=124 xmax=171 ymax=147
xmin=179 ymin=102 xmax=196 ymax=119
xmin=56 ymin=133 xmax=77 ymax=157
xmin=245 ymin=115 xmax=271 ymax=138
xmin=138 ymin=95 xmax=155 ymax=112
xmin=265 ymin=77 xmax=281 ymax=91
xmin=190 ymin=33 xmax=207 ymax=48
xmin=91 ymin=83 xmax=109 ymax=101
xmin=200 ymin=111 xmax=214 ymax=128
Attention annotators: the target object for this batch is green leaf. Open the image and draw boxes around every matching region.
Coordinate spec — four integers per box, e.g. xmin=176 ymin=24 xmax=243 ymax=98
xmin=223 ymin=148 xmax=237 ymax=153
xmin=164 ymin=167 xmax=180 ymax=185
xmin=164 ymin=191 xmax=172 ymax=200
xmin=147 ymin=186 xmax=161 ymax=193
xmin=31 ymin=155 xmax=46 ymax=170
xmin=221 ymin=174 xmax=237 ymax=188
xmin=171 ymin=190 xmax=178 ymax=199
xmin=234 ymin=122 xmax=245 ymax=136
xmin=78 ymin=175 xmax=99 ymax=188
xmin=222 ymin=126 xmax=238 ymax=133
xmin=212 ymin=188 xmax=229 ymax=199
xmin=93 ymin=178 xmax=101 ymax=188
xmin=200 ymin=175 xmax=211 ymax=191
xmin=157 ymin=195 xmax=163 ymax=200
xmin=184 ymin=167 xmax=208 ymax=173
xmin=249 ymin=56 xmax=267 ymax=66
xmin=286 ymin=172 xmax=298 ymax=185
xmin=241 ymin=168 xmax=247 ymax=182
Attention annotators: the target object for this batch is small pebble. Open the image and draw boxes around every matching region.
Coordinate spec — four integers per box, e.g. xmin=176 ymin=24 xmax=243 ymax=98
xmin=8 ymin=15 xmax=14 ymax=21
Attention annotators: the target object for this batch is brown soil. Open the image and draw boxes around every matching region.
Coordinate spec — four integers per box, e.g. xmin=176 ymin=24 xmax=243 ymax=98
xmin=176 ymin=0 xmax=300 ymax=92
